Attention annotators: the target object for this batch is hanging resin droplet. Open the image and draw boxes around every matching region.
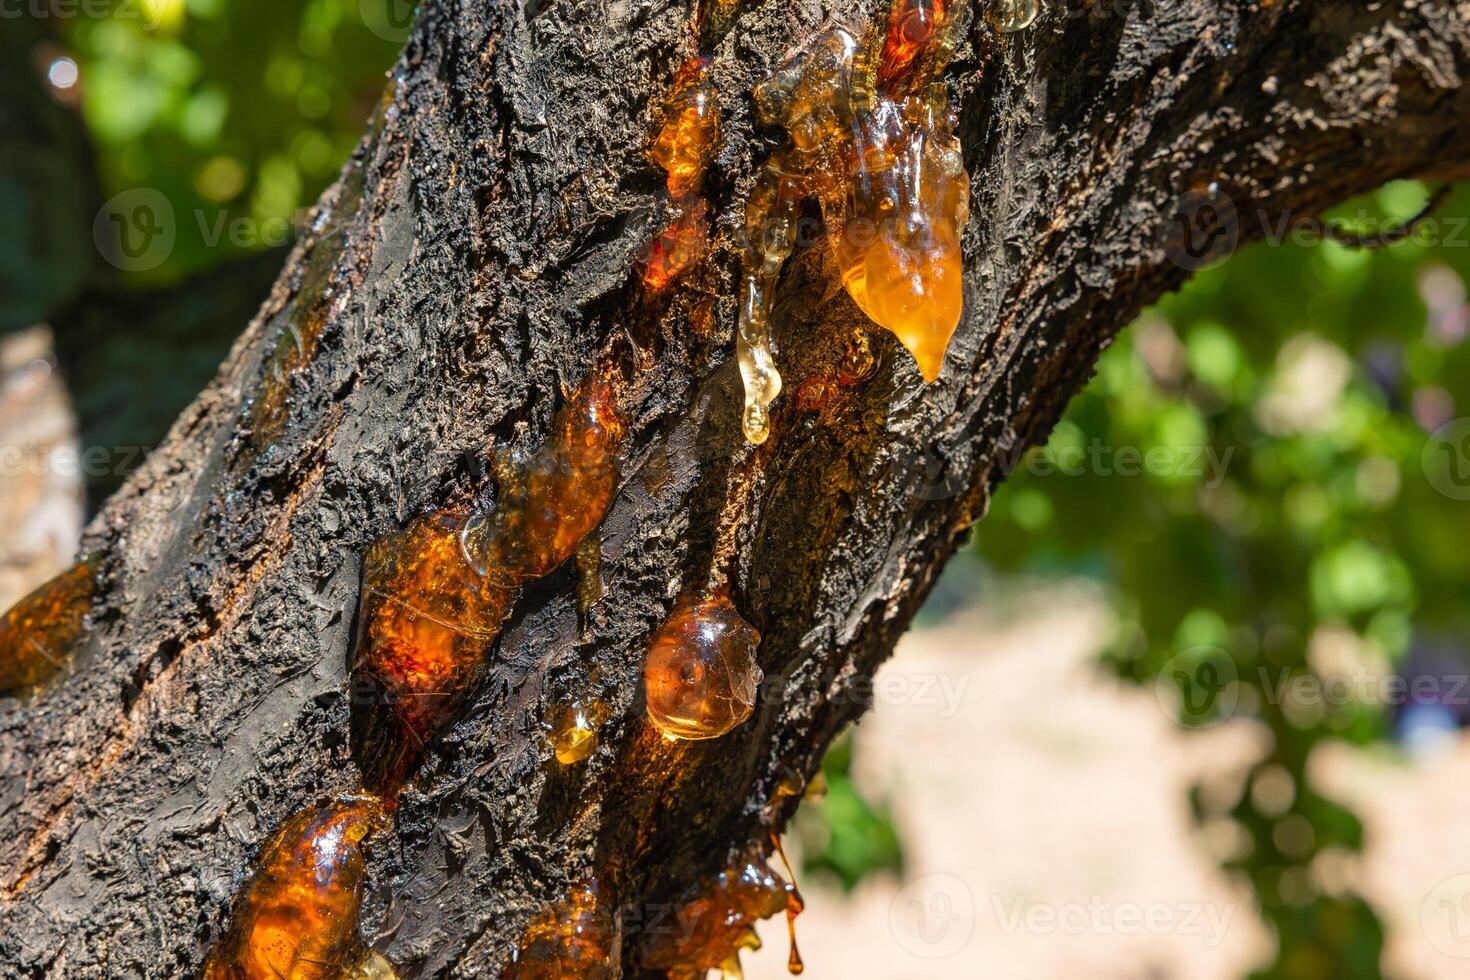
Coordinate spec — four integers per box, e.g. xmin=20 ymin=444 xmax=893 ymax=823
xmin=770 ymin=833 xmax=806 ymax=976
xmin=736 ymin=174 xmax=797 ymax=445
xmin=509 ymin=879 xmax=615 ymax=979
xmin=548 ymin=697 xmax=610 ymax=765
xmin=650 ymin=58 xmax=720 ymax=200
xmin=728 ymin=1 xmax=971 ymax=438
xmin=0 ymin=559 xmax=96 ymax=694
xmin=644 ymin=592 xmax=761 ymax=740
xmin=351 ymin=511 xmax=513 ymax=791
xmin=986 ymin=0 xmax=1039 ymax=33
xmin=732 ymin=27 xmax=863 ymax=446
xmin=203 ymin=798 xmax=386 ymax=980
xmin=461 ymin=370 xmax=624 ymax=585
xmin=638 ymin=854 xmax=793 ymax=979
xmin=821 ymin=92 xmax=968 ymax=382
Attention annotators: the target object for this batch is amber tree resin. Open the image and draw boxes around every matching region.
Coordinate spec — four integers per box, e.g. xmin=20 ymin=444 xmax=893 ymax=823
xmin=734 ymin=0 xmax=973 ymax=442
xmin=0 ymin=560 xmax=96 ymax=694
xmin=458 ymin=369 xmax=623 ymax=585
xmin=643 ymin=57 xmax=720 ymax=292
xmin=351 ymin=510 xmax=512 ymax=790
xmin=643 ymin=591 xmax=762 ymax=741
xmin=351 ymin=368 xmax=624 ymax=790
xmin=203 ymin=798 xmax=387 ymax=980
xmin=508 ymin=879 xmax=615 ymax=978
xmin=638 ymin=853 xmax=794 ymax=979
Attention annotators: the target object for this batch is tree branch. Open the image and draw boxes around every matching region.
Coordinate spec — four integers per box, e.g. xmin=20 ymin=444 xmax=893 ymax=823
xmin=1 ymin=0 xmax=1466 ymax=976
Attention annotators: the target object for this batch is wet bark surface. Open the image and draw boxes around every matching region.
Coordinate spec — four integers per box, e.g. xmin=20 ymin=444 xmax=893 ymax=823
xmin=2 ymin=0 xmax=1468 ymax=976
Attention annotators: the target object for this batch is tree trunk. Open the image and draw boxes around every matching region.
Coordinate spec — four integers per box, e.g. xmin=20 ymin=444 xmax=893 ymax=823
xmin=2 ymin=0 xmax=1467 ymax=976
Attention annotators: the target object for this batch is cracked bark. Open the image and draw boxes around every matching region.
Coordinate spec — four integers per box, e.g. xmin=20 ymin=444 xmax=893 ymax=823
xmin=1 ymin=0 xmax=1467 ymax=976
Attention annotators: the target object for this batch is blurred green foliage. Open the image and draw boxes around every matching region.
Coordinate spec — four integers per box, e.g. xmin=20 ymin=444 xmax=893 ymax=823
xmin=976 ymin=182 xmax=1470 ymax=979
xmin=59 ymin=0 xmax=404 ymax=282
xmin=793 ymin=735 xmax=905 ymax=891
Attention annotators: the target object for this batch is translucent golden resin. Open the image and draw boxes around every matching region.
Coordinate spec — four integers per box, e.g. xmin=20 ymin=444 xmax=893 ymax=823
xmin=203 ymin=798 xmax=386 ymax=980
xmin=639 ymin=854 xmax=793 ymax=979
xmin=770 ymin=834 xmax=806 ymax=975
xmin=820 ymin=93 xmax=968 ymax=382
xmin=549 ymin=697 xmax=610 ymax=764
xmin=735 ymin=0 xmax=972 ymax=432
xmin=737 ymin=175 xmax=796 ymax=444
xmin=986 ymin=0 xmax=1039 ymax=33
xmin=643 ymin=592 xmax=762 ymax=740
xmin=0 ymin=560 xmax=95 ymax=693
xmin=877 ymin=0 xmax=948 ymax=90
xmin=460 ymin=369 xmax=624 ymax=585
xmin=643 ymin=198 xmax=711 ymax=292
xmin=253 ymin=298 xmax=330 ymax=446
xmin=352 ymin=368 xmax=623 ymax=790
xmin=650 ymin=58 xmax=720 ymax=200
xmin=353 ymin=510 xmax=512 ymax=790
xmin=345 ymin=951 xmax=399 ymax=979
xmin=509 ymin=880 xmax=615 ymax=979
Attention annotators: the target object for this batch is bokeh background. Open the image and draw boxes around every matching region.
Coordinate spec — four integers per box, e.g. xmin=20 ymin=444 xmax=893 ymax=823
xmin=4 ymin=4 xmax=1470 ymax=978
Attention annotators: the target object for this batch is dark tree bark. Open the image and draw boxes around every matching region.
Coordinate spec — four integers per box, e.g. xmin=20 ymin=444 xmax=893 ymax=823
xmin=2 ymin=0 xmax=1468 ymax=976
xmin=50 ymin=245 xmax=292 ymax=509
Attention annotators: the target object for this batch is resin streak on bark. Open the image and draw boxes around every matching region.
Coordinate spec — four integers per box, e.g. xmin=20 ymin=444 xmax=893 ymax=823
xmin=354 ymin=369 xmax=623 ymax=791
xmin=637 ymin=853 xmax=793 ymax=979
xmin=0 ymin=561 xmax=95 ymax=694
xmin=203 ymin=798 xmax=386 ymax=980
xmin=507 ymin=881 xmax=615 ymax=979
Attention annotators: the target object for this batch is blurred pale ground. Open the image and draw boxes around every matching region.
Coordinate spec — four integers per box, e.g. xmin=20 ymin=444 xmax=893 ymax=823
xmin=0 ymin=329 xmax=83 ymax=610
xmin=6 ymin=332 xmax=1470 ymax=980
xmin=745 ymin=574 xmax=1470 ymax=980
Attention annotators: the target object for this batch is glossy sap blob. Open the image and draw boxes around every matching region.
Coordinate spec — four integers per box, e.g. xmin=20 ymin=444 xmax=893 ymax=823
xmin=352 ymin=369 xmax=623 ymax=789
xmin=987 ymin=0 xmax=1040 ymax=33
xmin=352 ymin=510 xmax=512 ymax=789
xmin=548 ymin=697 xmax=610 ymax=765
xmin=203 ymin=798 xmax=386 ymax=980
xmin=638 ymin=855 xmax=792 ymax=979
xmin=829 ymin=0 xmax=971 ymax=382
xmin=0 ymin=560 xmax=95 ymax=693
xmin=509 ymin=880 xmax=615 ymax=979
xmin=734 ymin=0 xmax=971 ymax=442
xmin=877 ymin=0 xmax=948 ymax=89
xmin=643 ymin=198 xmax=710 ymax=292
xmin=820 ymin=93 xmax=969 ymax=383
xmin=643 ymin=592 xmax=761 ymax=740
xmin=734 ymin=28 xmax=859 ymax=445
xmin=460 ymin=370 xmax=623 ymax=585
xmin=650 ymin=58 xmax=720 ymax=199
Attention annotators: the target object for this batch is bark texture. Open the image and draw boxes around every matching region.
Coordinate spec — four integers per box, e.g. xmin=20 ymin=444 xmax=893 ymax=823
xmin=2 ymin=0 xmax=1468 ymax=976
